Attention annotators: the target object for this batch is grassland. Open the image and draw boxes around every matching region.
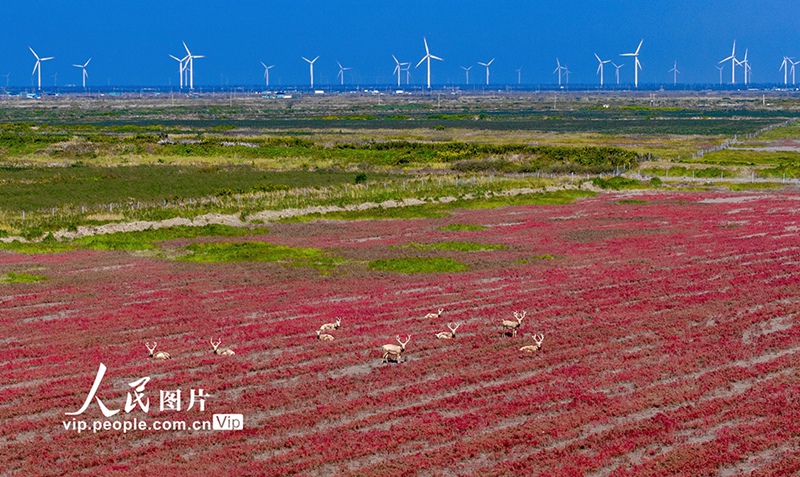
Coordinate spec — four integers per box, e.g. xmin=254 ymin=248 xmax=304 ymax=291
xmin=0 ymin=91 xmax=795 ymax=245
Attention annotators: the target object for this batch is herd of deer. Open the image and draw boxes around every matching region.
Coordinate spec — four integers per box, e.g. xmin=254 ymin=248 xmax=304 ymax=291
xmin=146 ymin=310 xmax=544 ymax=363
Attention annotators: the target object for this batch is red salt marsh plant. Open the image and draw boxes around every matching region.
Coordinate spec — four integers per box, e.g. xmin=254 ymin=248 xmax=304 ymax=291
xmin=0 ymin=190 xmax=799 ymax=476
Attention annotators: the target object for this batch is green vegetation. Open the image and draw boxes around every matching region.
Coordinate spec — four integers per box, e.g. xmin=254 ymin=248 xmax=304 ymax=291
xmin=591 ymin=176 xmax=648 ymax=189
xmin=437 ymin=224 xmax=487 ymax=231
xmin=397 ymin=241 xmax=507 ymax=252
xmin=178 ymin=241 xmax=344 ymax=272
xmin=73 ymin=224 xmax=260 ymax=251
xmin=617 ymin=199 xmax=649 ymax=204
xmin=368 ymin=257 xmax=469 ymax=274
xmin=1 ymin=272 xmax=47 ymax=283
xmin=517 ymin=254 xmax=557 ymax=264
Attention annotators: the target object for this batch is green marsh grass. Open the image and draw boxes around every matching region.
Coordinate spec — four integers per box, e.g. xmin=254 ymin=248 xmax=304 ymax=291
xmin=178 ymin=242 xmax=344 ymax=272
xmin=368 ymin=257 xmax=469 ymax=274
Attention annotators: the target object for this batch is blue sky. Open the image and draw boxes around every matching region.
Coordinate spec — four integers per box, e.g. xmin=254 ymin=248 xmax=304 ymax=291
xmin=1 ymin=0 xmax=799 ymax=88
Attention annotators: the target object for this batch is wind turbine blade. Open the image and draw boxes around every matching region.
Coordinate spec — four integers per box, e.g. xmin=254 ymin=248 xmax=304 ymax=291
xmin=392 ymin=54 xmax=399 ymax=65
xmin=423 ymin=37 xmax=429 ymax=55
xmin=597 ymin=64 xmax=602 ymax=74
xmin=312 ymin=56 xmax=319 ymax=63
xmin=719 ymin=56 xmax=733 ymax=64
xmin=41 ymin=57 xmax=54 ymax=61
xmin=487 ymin=58 xmax=494 ymax=66
xmin=85 ymin=58 xmax=92 ymax=67
xmin=183 ymin=41 xmax=191 ymax=56
xmin=478 ymin=62 xmax=487 ymax=67
xmin=337 ymin=61 xmax=343 ymax=69
xmin=28 ymin=46 xmax=39 ymax=60
xmin=261 ymin=61 xmax=267 ymax=69
xmin=594 ymin=53 xmax=601 ymax=62
xmin=194 ymin=55 xmax=204 ymax=59
xmin=431 ymin=55 xmax=443 ymax=61
xmin=73 ymin=64 xmax=82 ymax=68
xmin=31 ymin=62 xmax=38 ymax=76
xmin=620 ymin=53 xmax=634 ymax=57
xmin=170 ymin=55 xmax=181 ymax=61
xmin=302 ymin=57 xmax=310 ymax=63
xmin=393 ymin=65 xmax=400 ymax=74
xmin=415 ymin=56 xmax=427 ymax=68
xmin=635 ymin=39 xmax=643 ymax=55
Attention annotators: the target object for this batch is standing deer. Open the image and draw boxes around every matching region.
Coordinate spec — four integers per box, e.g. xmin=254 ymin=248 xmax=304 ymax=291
xmin=319 ymin=318 xmax=341 ymax=333
xmin=425 ymin=308 xmax=444 ymax=319
xmin=435 ymin=322 xmax=461 ymax=339
xmin=519 ymin=334 xmax=544 ymax=353
xmin=381 ymin=335 xmax=411 ymax=363
xmin=210 ymin=338 xmax=235 ymax=356
xmin=502 ymin=311 xmax=526 ymax=337
xmin=316 ymin=329 xmax=335 ymax=341
xmin=145 ymin=342 xmax=171 ymax=360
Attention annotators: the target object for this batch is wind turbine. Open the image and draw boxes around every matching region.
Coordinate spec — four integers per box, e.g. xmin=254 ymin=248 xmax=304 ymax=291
xmin=336 ymin=61 xmax=351 ymax=85
xmin=29 ymin=47 xmax=54 ymax=90
xmin=780 ymin=57 xmax=790 ymax=85
xmin=620 ymin=39 xmax=643 ymax=88
xmin=564 ymin=66 xmax=571 ymax=85
xmin=515 ymin=66 xmax=522 ymax=85
xmin=72 ymin=58 xmax=91 ymax=89
xmin=553 ymin=58 xmax=567 ymax=86
xmin=392 ymin=55 xmax=409 ymax=87
xmin=169 ymin=53 xmax=188 ymax=89
xmin=182 ymin=41 xmax=204 ymax=90
xmin=477 ymin=58 xmax=494 ymax=85
xmin=612 ymin=62 xmax=623 ymax=85
xmin=260 ymin=62 xmax=275 ymax=87
xmin=402 ymin=64 xmax=411 ymax=84
xmin=302 ymin=56 xmax=319 ymax=88
xmin=718 ymin=40 xmax=738 ymax=84
xmin=668 ymin=60 xmax=680 ymax=86
xmin=739 ymin=49 xmax=751 ymax=86
xmin=594 ymin=53 xmax=611 ymax=87
xmin=716 ymin=65 xmax=724 ymax=85
xmin=415 ymin=37 xmax=443 ymax=89
xmin=792 ymin=60 xmax=800 ymax=85
xmin=460 ymin=65 xmax=473 ymax=85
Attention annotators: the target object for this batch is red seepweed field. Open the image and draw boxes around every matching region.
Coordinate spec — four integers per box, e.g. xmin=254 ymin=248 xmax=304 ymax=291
xmin=2 ymin=190 xmax=800 ymax=476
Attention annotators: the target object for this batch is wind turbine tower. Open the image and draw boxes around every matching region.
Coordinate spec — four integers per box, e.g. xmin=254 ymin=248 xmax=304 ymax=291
xmin=461 ymin=65 xmax=473 ymax=85
xmin=261 ymin=62 xmax=275 ymax=87
xmin=718 ymin=40 xmax=738 ymax=84
xmin=392 ymin=55 xmax=409 ymax=87
xmin=302 ymin=56 xmax=319 ymax=88
xmin=477 ymin=58 xmax=494 ymax=86
xmin=182 ymin=42 xmax=204 ymax=90
xmin=716 ymin=65 xmax=724 ymax=86
xmin=780 ymin=57 xmax=790 ymax=85
xmin=620 ymin=39 xmax=643 ymax=88
xmin=595 ymin=53 xmax=611 ymax=87
xmin=612 ymin=62 xmax=623 ymax=85
xmin=336 ymin=61 xmax=351 ymax=86
xmin=72 ymin=58 xmax=92 ymax=89
xmin=668 ymin=60 xmax=680 ymax=86
xmin=29 ymin=47 xmax=54 ymax=91
xmin=553 ymin=58 xmax=567 ymax=86
xmin=415 ymin=37 xmax=443 ymax=89
xmin=169 ymin=53 xmax=188 ymax=89
xmin=515 ymin=66 xmax=522 ymax=85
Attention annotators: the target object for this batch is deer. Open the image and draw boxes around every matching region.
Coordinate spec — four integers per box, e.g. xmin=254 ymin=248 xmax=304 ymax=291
xmin=145 ymin=342 xmax=171 ymax=360
xmin=319 ymin=318 xmax=341 ymax=333
xmin=424 ymin=308 xmax=444 ymax=319
xmin=210 ymin=338 xmax=235 ymax=356
xmin=519 ymin=334 xmax=544 ymax=353
xmin=502 ymin=311 xmax=526 ymax=337
xmin=435 ymin=322 xmax=461 ymax=339
xmin=381 ymin=335 xmax=411 ymax=363
xmin=316 ymin=329 xmax=335 ymax=342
